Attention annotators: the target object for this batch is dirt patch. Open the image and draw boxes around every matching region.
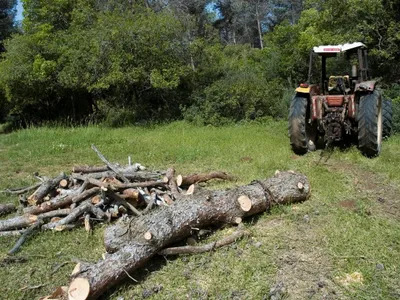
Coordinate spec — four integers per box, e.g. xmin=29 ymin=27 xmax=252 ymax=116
xmin=338 ymin=200 xmax=357 ymax=211
xmin=253 ymin=218 xmax=342 ymax=299
xmin=326 ymin=161 xmax=400 ymax=220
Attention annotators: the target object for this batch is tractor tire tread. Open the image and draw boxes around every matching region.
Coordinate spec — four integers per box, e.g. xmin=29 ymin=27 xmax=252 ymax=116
xmin=289 ymin=96 xmax=308 ymax=155
xmin=382 ymin=98 xmax=393 ymax=138
xmin=358 ymin=90 xmax=382 ymax=157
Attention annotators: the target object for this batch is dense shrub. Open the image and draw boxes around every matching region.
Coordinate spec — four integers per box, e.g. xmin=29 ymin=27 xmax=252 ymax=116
xmin=183 ymin=75 xmax=288 ymax=126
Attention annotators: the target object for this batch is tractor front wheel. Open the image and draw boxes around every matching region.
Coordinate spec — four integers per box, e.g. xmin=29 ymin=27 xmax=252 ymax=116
xmin=288 ymin=95 xmax=317 ymax=155
xmin=358 ymin=90 xmax=383 ymax=157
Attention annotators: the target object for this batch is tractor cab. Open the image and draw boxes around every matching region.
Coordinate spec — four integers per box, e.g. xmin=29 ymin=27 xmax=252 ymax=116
xmin=308 ymin=42 xmax=372 ymax=96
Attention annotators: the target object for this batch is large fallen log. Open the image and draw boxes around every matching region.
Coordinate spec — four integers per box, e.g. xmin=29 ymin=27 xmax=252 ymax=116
xmin=68 ymin=171 xmax=310 ymax=299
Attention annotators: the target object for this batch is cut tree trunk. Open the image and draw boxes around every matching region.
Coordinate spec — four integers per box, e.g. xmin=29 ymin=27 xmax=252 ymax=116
xmin=69 ymin=171 xmax=310 ymax=299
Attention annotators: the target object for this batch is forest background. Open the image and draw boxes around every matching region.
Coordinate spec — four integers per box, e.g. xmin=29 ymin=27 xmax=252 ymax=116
xmin=0 ymin=0 xmax=399 ymax=129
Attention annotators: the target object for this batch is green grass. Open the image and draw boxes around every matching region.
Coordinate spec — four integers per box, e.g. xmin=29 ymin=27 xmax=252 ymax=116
xmin=0 ymin=120 xmax=399 ymax=299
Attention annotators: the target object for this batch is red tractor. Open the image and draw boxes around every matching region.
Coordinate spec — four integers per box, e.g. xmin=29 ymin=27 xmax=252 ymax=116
xmin=289 ymin=42 xmax=393 ymax=157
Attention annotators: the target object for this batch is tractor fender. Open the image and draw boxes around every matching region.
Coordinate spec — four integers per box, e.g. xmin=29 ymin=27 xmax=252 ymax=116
xmin=355 ymin=81 xmax=377 ymax=92
xmin=295 ymin=84 xmax=321 ymax=95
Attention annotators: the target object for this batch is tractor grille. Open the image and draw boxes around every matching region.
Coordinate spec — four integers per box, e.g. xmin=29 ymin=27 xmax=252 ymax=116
xmin=326 ymin=96 xmax=344 ymax=106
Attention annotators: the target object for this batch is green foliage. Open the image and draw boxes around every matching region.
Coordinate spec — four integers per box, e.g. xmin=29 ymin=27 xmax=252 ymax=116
xmin=384 ymin=84 xmax=400 ymax=133
xmin=0 ymin=0 xmax=399 ymax=126
xmin=183 ymin=45 xmax=289 ymax=125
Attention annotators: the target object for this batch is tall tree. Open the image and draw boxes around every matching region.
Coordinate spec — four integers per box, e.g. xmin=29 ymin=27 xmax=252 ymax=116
xmin=0 ymin=0 xmax=17 ymax=50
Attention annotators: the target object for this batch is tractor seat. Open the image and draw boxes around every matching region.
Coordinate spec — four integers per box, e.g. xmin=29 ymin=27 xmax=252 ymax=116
xmin=328 ymin=76 xmax=351 ymax=95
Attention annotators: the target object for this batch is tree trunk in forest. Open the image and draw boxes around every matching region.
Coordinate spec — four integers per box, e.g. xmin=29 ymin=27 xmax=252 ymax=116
xmin=69 ymin=171 xmax=310 ymax=299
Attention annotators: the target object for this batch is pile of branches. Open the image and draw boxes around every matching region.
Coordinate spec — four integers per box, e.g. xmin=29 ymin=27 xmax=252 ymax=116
xmin=0 ymin=145 xmax=233 ymax=255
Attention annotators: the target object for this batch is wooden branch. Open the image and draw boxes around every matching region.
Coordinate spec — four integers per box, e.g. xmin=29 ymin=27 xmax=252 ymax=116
xmin=0 ymin=214 xmax=38 ymax=231
xmin=69 ymin=171 xmax=310 ymax=299
xmin=72 ymin=187 xmax=100 ymax=203
xmin=42 ymin=201 xmax=93 ymax=230
xmin=159 ymin=230 xmax=249 ymax=256
xmin=177 ymin=171 xmax=234 ymax=187
xmin=38 ymin=208 xmax=71 ymax=219
xmin=28 ymin=173 xmax=67 ymax=205
xmin=23 ymin=195 xmax=73 ymax=215
xmin=106 ymin=191 xmax=142 ymax=217
xmin=91 ymin=145 xmax=130 ymax=183
xmin=72 ymin=175 xmax=166 ymax=195
xmin=73 ymin=164 xmax=145 ymax=174
xmin=0 ymin=203 xmax=17 ymax=216
xmin=23 ymin=187 xmax=99 ymax=215
xmin=0 ymin=208 xmax=71 ymax=232
xmin=165 ymin=168 xmax=180 ymax=197
xmin=3 ymin=182 xmax=42 ymax=195
xmin=8 ymin=219 xmax=43 ymax=255
xmin=72 ymin=171 xmax=163 ymax=183
xmin=73 ymin=165 xmax=110 ymax=173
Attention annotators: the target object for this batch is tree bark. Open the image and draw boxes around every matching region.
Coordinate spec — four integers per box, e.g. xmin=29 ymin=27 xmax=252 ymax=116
xmin=0 ymin=203 xmax=16 ymax=216
xmin=69 ymin=171 xmax=310 ymax=299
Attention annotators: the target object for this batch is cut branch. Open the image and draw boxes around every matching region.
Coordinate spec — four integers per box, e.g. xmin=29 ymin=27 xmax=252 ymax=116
xmin=165 ymin=168 xmax=179 ymax=197
xmin=42 ymin=201 xmax=93 ymax=230
xmin=159 ymin=230 xmax=249 ymax=256
xmin=91 ymin=145 xmax=130 ymax=183
xmin=3 ymin=182 xmax=42 ymax=195
xmin=8 ymin=219 xmax=43 ymax=255
xmin=177 ymin=171 xmax=234 ymax=187
xmin=28 ymin=173 xmax=67 ymax=205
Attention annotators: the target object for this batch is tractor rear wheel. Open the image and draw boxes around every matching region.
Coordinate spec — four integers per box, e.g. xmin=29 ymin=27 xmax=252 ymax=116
xmin=288 ymin=95 xmax=317 ymax=155
xmin=358 ymin=90 xmax=383 ymax=157
xmin=382 ymin=98 xmax=393 ymax=138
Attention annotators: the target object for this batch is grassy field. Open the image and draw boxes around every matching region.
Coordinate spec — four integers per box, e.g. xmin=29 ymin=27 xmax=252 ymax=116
xmin=0 ymin=120 xmax=399 ymax=300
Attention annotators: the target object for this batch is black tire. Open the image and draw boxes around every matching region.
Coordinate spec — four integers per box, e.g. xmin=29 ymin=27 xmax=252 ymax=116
xmin=358 ymin=90 xmax=383 ymax=157
xmin=288 ymin=95 xmax=317 ymax=155
xmin=382 ymin=98 xmax=393 ymax=138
